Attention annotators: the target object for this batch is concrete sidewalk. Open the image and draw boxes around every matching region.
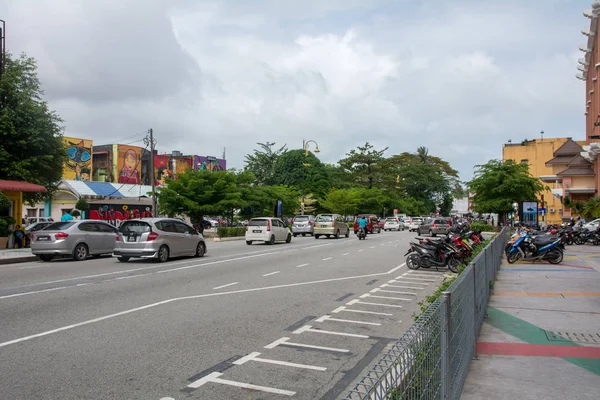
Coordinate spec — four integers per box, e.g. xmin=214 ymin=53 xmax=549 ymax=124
xmin=0 ymin=248 xmax=37 ymax=265
xmin=461 ymin=245 xmax=600 ymax=400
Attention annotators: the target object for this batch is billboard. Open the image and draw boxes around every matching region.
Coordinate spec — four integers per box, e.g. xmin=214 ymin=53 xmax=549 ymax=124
xmin=521 ymin=201 xmax=538 ymax=227
xmin=64 ymin=137 xmax=93 ymax=181
xmin=115 ymin=144 xmax=142 ymax=184
xmin=194 ymin=155 xmax=226 ymax=171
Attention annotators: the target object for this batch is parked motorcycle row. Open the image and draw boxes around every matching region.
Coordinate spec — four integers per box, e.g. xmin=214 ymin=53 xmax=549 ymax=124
xmin=505 ymin=224 xmax=599 ymax=265
xmin=404 ymin=224 xmax=485 ymax=273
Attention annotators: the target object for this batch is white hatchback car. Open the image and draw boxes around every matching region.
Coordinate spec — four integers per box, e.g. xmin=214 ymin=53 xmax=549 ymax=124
xmin=246 ymin=217 xmax=292 ymax=245
xmin=383 ymin=217 xmax=404 ymax=231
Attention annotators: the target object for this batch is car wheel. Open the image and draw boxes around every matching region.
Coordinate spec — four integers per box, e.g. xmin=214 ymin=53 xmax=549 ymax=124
xmin=73 ymin=243 xmax=88 ymax=261
xmin=293 ymin=233 xmax=298 ymax=237
xmin=39 ymin=255 xmax=53 ymax=262
xmin=118 ymin=256 xmax=130 ymax=262
xmin=246 ymin=240 xmax=252 ymax=245
xmin=286 ymin=234 xmax=292 ymax=243
xmin=267 ymin=235 xmax=275 ymax=245
xmin=196 ymin=241 xmax=206 ymax=257
xmin=334 ymin=230 xmax=340 ymax=239
xmin=302 ymin=233 xmax=306 ymax=237
xmin=158 ymin=245 xmax=169 ymax=263
xmin=430 ymin=230 xmax=436 ymax=237
xmin=315 ymin=235 xmax=320 ymax=239
xmin=345 ymin=230 xmax=349 ymax=238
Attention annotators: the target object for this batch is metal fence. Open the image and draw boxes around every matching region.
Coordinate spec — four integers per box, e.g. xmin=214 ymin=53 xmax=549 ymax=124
xmin=345 ymin=227 xmax=509 ymax=400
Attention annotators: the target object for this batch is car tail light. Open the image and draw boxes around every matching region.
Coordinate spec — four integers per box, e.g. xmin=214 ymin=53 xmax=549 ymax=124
xmin=148 ymin=231 xmax=159 ymax=241
xmin=115 ymin=233 xmax=120 ymax=241
xmin=55 ymin=232 xmax=69 ymax=239
xmin=267 ymin=219 xmax=271 ymax=232
xmin=432 ymin=222 xmax=437 ymax=227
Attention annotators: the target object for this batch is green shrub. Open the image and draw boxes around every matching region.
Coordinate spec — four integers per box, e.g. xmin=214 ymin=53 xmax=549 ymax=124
xmin=347 ymin=221 xmax=355 ymax=229
xmin=470 ymin=222 xmax=495 ymax=232
xmin=217 ymin=227 xmax=246 ymax=238
xmin=0 ymin=216 xmax=16 ymax=237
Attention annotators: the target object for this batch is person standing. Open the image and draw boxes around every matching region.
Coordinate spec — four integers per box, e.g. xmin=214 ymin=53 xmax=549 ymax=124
xmin=12 ymin=225 xmax=25 ymax=248
xmin=61 ymin=211 xmax=74 ymax=221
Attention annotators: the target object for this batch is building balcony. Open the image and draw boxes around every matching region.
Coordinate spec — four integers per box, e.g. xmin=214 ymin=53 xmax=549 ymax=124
xmin=565 ymin=187 xmax=596 ymax=194
xmin=539 ymin=175 xmax=561 ymax=182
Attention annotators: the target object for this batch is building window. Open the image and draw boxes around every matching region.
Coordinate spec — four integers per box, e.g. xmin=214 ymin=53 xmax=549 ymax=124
xmin=520 ymin=159 xmax=528 ymax=165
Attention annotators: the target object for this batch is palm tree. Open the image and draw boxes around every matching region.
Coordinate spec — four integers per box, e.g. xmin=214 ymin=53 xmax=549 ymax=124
xmin=416 ymin=146 xmax=429 ymax=163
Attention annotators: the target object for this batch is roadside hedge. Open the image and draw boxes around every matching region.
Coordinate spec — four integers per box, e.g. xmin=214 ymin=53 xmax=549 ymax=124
xmin=470 ymin=222 xmax=495 ymax=232
xmin=217 ymin=227 xmax=246 ymax=238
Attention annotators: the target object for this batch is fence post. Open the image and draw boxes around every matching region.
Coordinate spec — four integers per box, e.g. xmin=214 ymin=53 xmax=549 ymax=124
xmin=471 ymin=262 xmax=479 ymax=360
xmin=441 ymin=291 xmax=452 ymax=399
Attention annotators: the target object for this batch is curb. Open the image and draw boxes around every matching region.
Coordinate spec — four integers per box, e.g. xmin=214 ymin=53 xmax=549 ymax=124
xmin=0 ymin=256 xmax=38 ymax=265
xmin=213 ymin=236 xmax=246 ymax=242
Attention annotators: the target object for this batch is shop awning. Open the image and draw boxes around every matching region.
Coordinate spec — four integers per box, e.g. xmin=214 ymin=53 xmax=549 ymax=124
xmin=0 ymin=180 xmax=47 ymax=193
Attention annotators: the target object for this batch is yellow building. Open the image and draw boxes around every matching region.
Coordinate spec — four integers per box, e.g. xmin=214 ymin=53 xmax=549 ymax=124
xmin=502 ymin=138 xmax=586 ymax=224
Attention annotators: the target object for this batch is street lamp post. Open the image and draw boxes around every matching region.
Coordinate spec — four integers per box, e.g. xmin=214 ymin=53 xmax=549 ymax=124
xmin=301 ymin=139 xmax=320 ymax=215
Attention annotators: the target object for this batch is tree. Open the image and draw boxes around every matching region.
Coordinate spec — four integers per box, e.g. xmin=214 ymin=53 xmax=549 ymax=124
xmin=321 ymin=188 xmax=361 ymax=216
xmin=582 ymin=197 xmax=600 ymax=219
xmin=439 ymin=193 xmax=454 ymax=216
xmin=244 ymin=142 xmax=287 ymax=186
xmin=0 ymin=53 xmax=67 ymax=203
xmin=338 ymin=142 xmax=388 ymax=189
xmin=272 ymin=149 xmax=330 ymax=197
xmin=468 ymin=159 xmax=545 ymax=223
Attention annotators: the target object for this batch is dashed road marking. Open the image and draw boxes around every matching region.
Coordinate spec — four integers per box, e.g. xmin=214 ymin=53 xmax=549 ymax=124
xmin=369 ymin=246 xmax=376 ymax=249
xmin=382 ymin=283 xmax=424 ymax=290
xmin=388 ymin=279 xmax=427 ymax=286
xmin=233 ymin=351 xmax=327 ymax=371
xmin=264 ymin=337 xmax=349 ymax=353
xmin=360 ymin=293 xmax=412 ymax=302
xmin=262 ymin=271 xmax=280 ymax=277
xmin=0 ymin=286 xmax=68 ymax=300
xmin=332 ymin=306 xmax=393 ymax=316
xmin=187 ymin=371 xmax=295 ymax=396
xmin=316 ymin=315 xmax=381 ymax=326
xmin=342 ymin=253 xmax=350 ymax=256
xmin=358 ymin=249 xmax=364 ymax=252
xmin=380 ymin=243 xmax=385 ymax=246
xmin=398 ymin=276 xmax=436 ymax=282
xmin=346 ymin=299 xmax=403 ymax=308
xmin=293 ymin=324 xmax=369 ymax=338
xmin=322 ymin=257 xmax=333 ymax=261
xmin=212 ymin=282 xmax=239 ymax=290
xmin=296 ymin=263 xmax=310 ymax=268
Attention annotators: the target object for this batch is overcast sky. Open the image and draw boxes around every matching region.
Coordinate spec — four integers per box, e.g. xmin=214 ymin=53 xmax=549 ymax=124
xmin=1 ymin=0 xmax=589 ymax=180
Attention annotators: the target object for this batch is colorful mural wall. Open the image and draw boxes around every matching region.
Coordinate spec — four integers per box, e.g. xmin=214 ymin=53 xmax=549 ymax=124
xmin=154 ymin=155 xmax=193 ymax=186
xmin=114 ymin=144 xmax=142 ymax=184
xmin=194 ymin=156 xmax=226 ymax=171
xmin=64 ymin=137 xmax=93 ymax=181
xmin=88 ymin=204 xmax=153 ymax=224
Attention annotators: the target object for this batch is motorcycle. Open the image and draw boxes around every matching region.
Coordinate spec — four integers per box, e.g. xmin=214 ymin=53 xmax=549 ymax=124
xmin=405 ymin=238 xmax=460 ymax=273
xmin=357 ymin=227 xmax=366 ymax=240
xmin=506 ymin=231 xmax=564 ymax=264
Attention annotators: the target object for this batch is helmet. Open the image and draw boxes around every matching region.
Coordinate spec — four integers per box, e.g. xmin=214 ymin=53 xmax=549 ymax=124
xmin=577 ymin=216 xmax=581 ymax=221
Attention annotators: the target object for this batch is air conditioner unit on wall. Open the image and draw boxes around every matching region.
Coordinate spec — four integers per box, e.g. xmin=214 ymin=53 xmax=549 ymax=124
xmin=550 ymin=208 xmax=556 ymax=213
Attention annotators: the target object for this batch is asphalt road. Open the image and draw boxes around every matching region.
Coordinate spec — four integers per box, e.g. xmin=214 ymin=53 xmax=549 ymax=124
xmin=0 ymin=230 xmax=450 ymax=400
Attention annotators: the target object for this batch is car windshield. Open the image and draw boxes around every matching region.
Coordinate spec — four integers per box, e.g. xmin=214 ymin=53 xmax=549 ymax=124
xmin=249 ymin=219 xmax=268 ymax=226
xmin=120 ymin=221 xmax=152 ymax=233
xmin=317 ymin=215 xmax=333 ymax=222
xmin=386 ymin=218 xmax=396 ymax=222
xmin=44 ymin=222 xmax=75 ymax=230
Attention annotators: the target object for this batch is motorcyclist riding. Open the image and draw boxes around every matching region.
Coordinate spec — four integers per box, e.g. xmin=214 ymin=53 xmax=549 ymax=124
xmin=358 ymin=216 xmax=368 ymax=236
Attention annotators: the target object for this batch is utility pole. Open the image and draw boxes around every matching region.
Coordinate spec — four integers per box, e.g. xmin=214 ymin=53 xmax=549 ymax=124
xmin=144 ymin=129 xmax=157 ymax=217
xmin=0 ymin=20 xmax=6 ymax=108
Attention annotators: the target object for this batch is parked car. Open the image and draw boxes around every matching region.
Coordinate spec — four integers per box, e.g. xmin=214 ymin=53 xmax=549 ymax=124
xmin=383 ymin=217 xmax=404 ymax=231
xmin=353 ymin=214 xmax=382 ymax=234
xmin=25 ymin=221 xmax=53 ymax=246
xmin=291 ymin=215 xmax=315 ymax=236
xmin=408 ymin=217 xmax=424 ymax=232
xmin=417 ymin=217 xmax=452 ymax=236
xmin=26 ymin=217 xmax=54 ymax=225
xmin=31 ymin=220 xmax=119 ymax=262
xmin=246 ymin=217 xmax=292 ymax=245
xmin=314 ymin=214 xmax=350 ymax=239
xmin=115 ymin=218 xmax=206 ymax=262
xmin=584 ymin=218 xmax=600 ymax=231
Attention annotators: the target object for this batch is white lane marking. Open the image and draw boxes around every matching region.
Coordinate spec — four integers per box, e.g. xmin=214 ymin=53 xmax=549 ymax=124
xmin=76 ymin=283 xmax=89 ymax=287
xmin=342 ymin=253 xmax=350 ymax=256
xmin=234 ymin=351 xmax=326 ymax=371
xmin=380 ymin=243 xmax=385 ymax=246
xmin=369 ymin=246 xmax=376 ymax=249
xmin=398 ymin=276 xmax=436 ymax=282
xmin=358 ymin=249 xmax=364 ymax=252
xmin=360 ymin=293 xmax=412 ymax=302
xmin=296 ymin=263 xmax=310 ymax=268
xmin=264 ymin=337 xmax=349 ymax=353
xmin=322 ymin=257 xmax=333 ymax=261
xmin=0 ymin=286 xmax=68 ymax=300
xmin=0 ymin=264 xmax=405 ymax=348
xmin=388 ymin=279 xmax=427 ymax=286
xmin=316 ymin=315 xmax=381 ymax=326
xmin=331 ymin=306 xmax=393 ymax=317
xmin=114 ymin=274 xmax=146 ymax=280
xmin=382 ymin=283 xmax=424 ymax=290
xmin=346 ymin=299 xmax=403 ymax=308
xmin=388 ymin=241 xmax=393 ymax=244
xmin=159 ymin=397 xmax=175 ymax=400
xmin=374 ymin=289 xmax=417 ymax=296
xmin=212 ymin=282 xmax=239 ymax=290
xmin=407 ymin=273 xmax=443 ymax=278
xmin=187 ymin=372 xmax=295 ymax=396
xmin=293 ymin=324 xmax=369 ymax=339
xmin=262 ymin=271 xmax=280 ymax=277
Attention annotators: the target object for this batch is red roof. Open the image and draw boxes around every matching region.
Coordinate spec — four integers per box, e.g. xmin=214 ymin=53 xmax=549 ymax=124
xmin=0 ymin=180 xmax=47 ymax=193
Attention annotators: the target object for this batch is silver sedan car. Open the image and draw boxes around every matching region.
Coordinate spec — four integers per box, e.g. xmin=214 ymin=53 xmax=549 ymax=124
xmin=31 ymin=220 xmax=119 ymax=262
xmin=114 ymin=218 xmax=206 ymax=263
